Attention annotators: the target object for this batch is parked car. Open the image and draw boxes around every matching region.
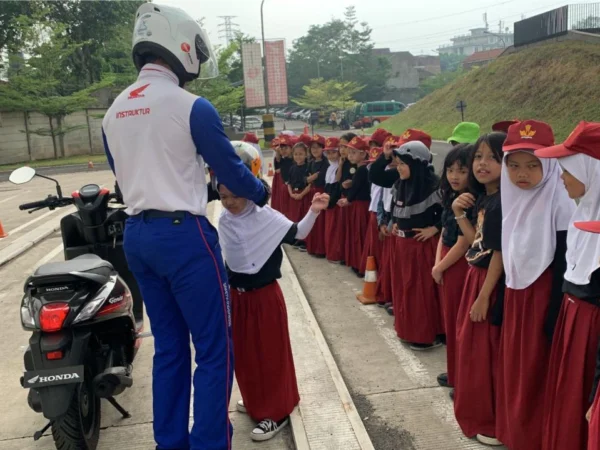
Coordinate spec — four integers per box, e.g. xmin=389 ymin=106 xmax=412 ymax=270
xmin=235 ymin=116 xmax=263 ymax=132
xmin=284 ymin=108 xmax=301 ymax=120
xmin=291 ymin=109 xmax=309 ymax=120
xmin=275 ymin=107 xmax=294 ymax=118
xmin=299 ymin=110 xmax=312 ymax=122
xmin=351 ymin=101 xmax=406 ymax=128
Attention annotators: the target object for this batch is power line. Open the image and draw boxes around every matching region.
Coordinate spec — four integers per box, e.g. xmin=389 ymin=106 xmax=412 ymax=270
xmin=217 ymin=16 xmax=240 ymax=46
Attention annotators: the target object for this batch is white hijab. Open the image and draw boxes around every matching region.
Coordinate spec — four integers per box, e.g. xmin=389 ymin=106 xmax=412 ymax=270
xmin=501 ymin=151 xmax=576 ymax=289
xmin=219 ymin=201 xmax=293 ymax=274
xmin=560 ymin=154 xmax=600 ymax=285
xmin=325 ymin=160 xmax=339 ymax=184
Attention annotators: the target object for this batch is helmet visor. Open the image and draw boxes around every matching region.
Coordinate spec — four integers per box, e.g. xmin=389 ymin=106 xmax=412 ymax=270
xmin=197 ymin=27 xmax=218 ymax=79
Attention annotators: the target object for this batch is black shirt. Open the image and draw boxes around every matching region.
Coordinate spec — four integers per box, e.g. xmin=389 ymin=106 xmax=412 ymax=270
xmin=227 ymin=225 xmax=297 ymax=290
xmin=346 ymin=165 xmax=371 ymax=203
xmin=464 ymin=192 xmax=502 ymax=269
xmin=441 ymin=203 xmax=461 ymax=248
xmin=308 ymin=159 xmax=329 ymax=188
xmin=340 ymin=159 xmax=357 ymax=196
xmin=391 ymin=187 xmax=442 ymax=230
xmin=274 ymin=158 xmax=281 ymax=171
xmin=288 ymin=163 xmax=308 ymax=190
xmin=369 ymin=154 xmax=399 ymax=188
xmin=325 ymin=181 xmax=341 ymax=209
xmin=279 ymin=158 xmax=294 ymax=183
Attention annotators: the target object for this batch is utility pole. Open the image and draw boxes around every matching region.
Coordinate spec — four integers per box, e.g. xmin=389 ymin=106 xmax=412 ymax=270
xmin=217 ymin=16 xmax=239 ymax=46
xmin=260 ymin=0 xmax=270 ymax=113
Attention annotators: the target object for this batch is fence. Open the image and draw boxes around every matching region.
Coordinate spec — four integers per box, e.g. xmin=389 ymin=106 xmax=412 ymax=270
xmin=514 ymin=3 xmax=600 ymax=47
xmin=0 ymin=109 xmax=107 ymax=165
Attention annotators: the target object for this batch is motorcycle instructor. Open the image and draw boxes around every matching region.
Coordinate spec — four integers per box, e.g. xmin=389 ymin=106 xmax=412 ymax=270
xmin=101 ymin=4 xmax=269 ymax=450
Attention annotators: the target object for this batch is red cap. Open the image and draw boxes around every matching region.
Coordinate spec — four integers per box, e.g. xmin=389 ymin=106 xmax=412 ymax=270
xmin=270 ymin=137 xmax=280 ymax=149
xmin=346 ymin=136 xmax=370 ymax=152
xmin=324 ymin=137 xmax=340 ymax=151
xmin=279 ymin=134 xmax=296 ymax=147
xmin=312 ymin=134 xmax=326 ymax=147
xmin=396 ymin=129 xmax=432 ymax=149
xmin=574 ymin=221 xmax=600 ymax=234
xmin=368 ymin=147 xmax=383 ymax=162
xmin=492 ymin=120 xmax=519 ymax=133
xmin=369 ymin=128 xmax=392 ymax=147
xmin=296 ymin=134 xmax=313 ymax=147
xmin=242 ymin=132 xmax=259 ymax=144
xmin=535 ymin=121 xmax=600 ymax=159
xmin=503 ymin=120 xmax=555 ymax=152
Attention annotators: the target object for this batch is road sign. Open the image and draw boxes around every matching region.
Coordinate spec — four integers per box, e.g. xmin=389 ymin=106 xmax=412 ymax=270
xmin=456 ymin=100 xmax=467 ymax=121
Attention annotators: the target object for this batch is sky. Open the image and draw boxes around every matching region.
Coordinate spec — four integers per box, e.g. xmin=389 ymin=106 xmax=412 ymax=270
xmin=155 ymin=0 xmax=597 ymax=55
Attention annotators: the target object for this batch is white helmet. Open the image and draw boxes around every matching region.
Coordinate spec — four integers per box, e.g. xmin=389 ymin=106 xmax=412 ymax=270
xmin=230 ymin=141 xmax=263 ymax=178
xmin=132 ymin=3 xmax=218 ymax=86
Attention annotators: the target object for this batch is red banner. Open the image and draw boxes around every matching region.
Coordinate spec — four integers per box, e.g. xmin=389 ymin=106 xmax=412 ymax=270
xmin=241 ymin=42 xmax=266 ymax=108
xmin=265 ymin=40 xmax=288 ymax=106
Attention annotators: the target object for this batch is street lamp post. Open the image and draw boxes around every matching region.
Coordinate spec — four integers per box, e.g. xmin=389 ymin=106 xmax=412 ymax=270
xmin=260 ymin=0 xmax=270 ymax=113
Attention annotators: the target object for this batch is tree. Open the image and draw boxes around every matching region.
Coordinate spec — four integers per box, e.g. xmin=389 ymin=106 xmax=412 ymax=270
xmin=574 ymin=16 xmax=600 ymax=30
xmin=286 ymin=7 xmax=391 ymax=101
xmin=440 ymin=53 xmax=467 ymax=72
xmin=292 ymin=78 xmax=363 ymax=110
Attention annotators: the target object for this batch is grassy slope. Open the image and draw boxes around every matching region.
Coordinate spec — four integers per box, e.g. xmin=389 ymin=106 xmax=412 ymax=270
xmin=379 ymin=41 xmax=600 ymax=142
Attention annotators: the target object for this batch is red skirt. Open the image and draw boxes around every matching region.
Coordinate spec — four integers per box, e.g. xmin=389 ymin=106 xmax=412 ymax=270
xmin=439 ymin=245 xmax=469 ymax=387
xmin=231 ymin=281 xmax=300 ymax=422
xmin=325 ymin=207 xmax=343 ymax=262
xmin=287 ymin=190 xmax=311 ymax=224
xmin=280 ymin=185 xmax=292 ymax=220
xmin=454 ymin=265 xmax=501 ymax=439
xmin=542 ymin=295 xmax=600 ymax=450
xmin=359 ymin=212 xmax=383 ymax=275
xmin=345 ymin=201 xmax=370 ymax=272
xmin=496 ymin=269 xmax=552 ymax=450
xmin=271 ymin=172 xmax=283 ymax=212
xmin=391 ymin=235 xmax=442 ymax=344
xmin=589 ymin=388 xmax=600 ymax=450
xmin=339 ymin=201 xmax=350 ymax=265
xmin=375 ymin=234 xmax=394 ymax=304
xmin=306 ymin=187 xmax=326 ymax=256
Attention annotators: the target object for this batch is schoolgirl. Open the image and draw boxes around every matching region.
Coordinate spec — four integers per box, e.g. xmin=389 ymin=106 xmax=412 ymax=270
xmin=452 ymin=132 xmax=506 ymax=446
xmin=337 ymin=136 xmax=372 ymax=275
xmin=322 ymin=137 xmax=343 ymax=263
xmin=533 ymin=122 xmax=600 ymax=450
xmin=277 ymin=135 xmax=295 ymax=219
xmin=432 ymin=143 xmax=474 ymax=391
xmin=336 ymin=132 xmax=358 ymax=265
xmin=271 ymin=138 xmax=283 ymax=212
xmin=218 ymin=178 xmax=330 ymax=441
xmin=306 ymin=134 xmax=330 ymax=257
xmin=287 ymin=142 xmax=312 ymax=250
xmin=242 ymin=132 xmax=266 ymax=175
xmin=371 ymin=140 xmax=443 ymax=348
xmin=494 ymin=120 xmax=575 ymax=450
xmin=369 ymin=128 xmax=392 ymax=149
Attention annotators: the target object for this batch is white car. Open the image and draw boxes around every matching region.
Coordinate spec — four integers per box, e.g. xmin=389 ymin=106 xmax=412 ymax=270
xmin=235 ymin=116 xmax=263 ymax=131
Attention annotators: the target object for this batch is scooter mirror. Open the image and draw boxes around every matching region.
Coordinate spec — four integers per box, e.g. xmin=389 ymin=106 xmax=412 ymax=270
xmin=9 ymin=166 xmax=36 ymax=185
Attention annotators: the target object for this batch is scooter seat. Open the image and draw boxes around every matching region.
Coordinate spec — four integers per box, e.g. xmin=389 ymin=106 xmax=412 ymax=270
xmin=31 ymin=254 xmax=113 ymax=283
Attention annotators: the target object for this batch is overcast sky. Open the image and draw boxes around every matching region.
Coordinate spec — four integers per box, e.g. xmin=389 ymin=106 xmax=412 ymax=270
xmin=155 ymin=0 xmax=595 ymax=55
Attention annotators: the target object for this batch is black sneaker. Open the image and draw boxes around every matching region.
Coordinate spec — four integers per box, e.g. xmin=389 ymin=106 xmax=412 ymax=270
xmin=386 ymin=306 xmax=394 ymax=316
xmin=449 ymin=389 xmax=454 ymax=401
xmin=437 ymin=373 xmax=451 ymax=388
xmin=298 ymin=244 xmax=307 ymax=252
xmin=251 ymin=416 xmax=290 ymax=441
xmin=292 ymin=240 xmax=302 ymax=249
xmin=409 ymin=340 xmax=443 ymax=351
xmin=376 ymin=301 xmax=388 ymax=308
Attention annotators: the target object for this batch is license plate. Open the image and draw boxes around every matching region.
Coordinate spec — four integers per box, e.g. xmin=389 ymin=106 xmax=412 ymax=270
xmin=23 ymin=365 xmax=84 ymax=389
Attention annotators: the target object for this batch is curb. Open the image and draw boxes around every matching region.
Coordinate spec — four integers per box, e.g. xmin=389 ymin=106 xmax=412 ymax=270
xmin=0 ymin=208 xmax=74 ymax=267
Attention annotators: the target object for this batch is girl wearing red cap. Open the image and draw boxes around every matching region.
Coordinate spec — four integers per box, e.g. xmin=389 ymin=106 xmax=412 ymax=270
xmin=532 ymin=122 xmax=600 ymax=450
xmin=495 ymin=121 xmax=575 ymax=450
xmin=338 ymin=136 xmax=372 ymax=275
xmin=278 ymin=136 xmax=295 ymax=219
xmin=287 ymin=142 xmax=312 ymax=250
xmin=432 ymin=144 xmax=473 ymax=394
xmin=452 ymin=132 xmax=506 ymax=445
xmin=323 ymin=138 xmax=343 ymax=263
xmin=271 ymin=138 xmax=283 ymax=212
xmin=218 ymin=184 xmax=330 ymax=441
xmin=336 ymin=132 xmax=358 ymax=265
xmin=371 ymin=140 xmax=443 ymax=347
xmin=306 ymin=135 xmax=329 ymax=257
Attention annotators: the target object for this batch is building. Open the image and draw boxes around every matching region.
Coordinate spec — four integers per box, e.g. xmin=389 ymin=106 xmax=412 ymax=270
xmin=437 ymin=27 xmax=514 ymax=56
xmin=462 ymin=48 xmax=505 ymax=69
xmin=373 ymin=48 xmax=441 ymax=103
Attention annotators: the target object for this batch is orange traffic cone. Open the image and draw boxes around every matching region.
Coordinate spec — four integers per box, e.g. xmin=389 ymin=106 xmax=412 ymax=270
xmin=267 ymin=163 xmax=274 ymax=177
xmin=356 ymin=256 xmax=377 ymax=305
xmin=0 ymin=220 xmax=7 ymax=239
xmin=88 ymin=160 xmax=94 ymax=170
xmin=303 ymin=124 xmax=309 ymax=135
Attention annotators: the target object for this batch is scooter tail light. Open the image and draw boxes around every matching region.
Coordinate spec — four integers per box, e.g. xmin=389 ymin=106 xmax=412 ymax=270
xmin=39 ymin=303 xmax=70 ymax=332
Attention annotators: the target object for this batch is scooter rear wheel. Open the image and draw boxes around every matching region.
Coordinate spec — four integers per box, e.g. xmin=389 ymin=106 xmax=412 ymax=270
xmin=51 ymin=364 xmax=101 ymax=450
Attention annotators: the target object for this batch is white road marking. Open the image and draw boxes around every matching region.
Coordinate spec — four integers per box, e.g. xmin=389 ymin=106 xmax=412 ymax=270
xmin=8 ymin=209 xmax=60 ymax=235
xmin=0 ymin=194 xmax=20 ymax=205
xmin=25 ymin=243 xmax=64 ymax=275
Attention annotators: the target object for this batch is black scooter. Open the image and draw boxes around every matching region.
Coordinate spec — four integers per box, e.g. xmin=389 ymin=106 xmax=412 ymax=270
xmin=9 ymin=167 xmax=144 ymax=450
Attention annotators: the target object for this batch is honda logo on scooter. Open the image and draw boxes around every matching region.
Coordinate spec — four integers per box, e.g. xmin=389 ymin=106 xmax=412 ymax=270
xmin=28 ymin=373 xmax=80 ymax=384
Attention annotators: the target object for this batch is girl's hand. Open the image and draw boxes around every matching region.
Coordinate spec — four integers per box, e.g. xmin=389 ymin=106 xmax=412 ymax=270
xmin=452 ymin=193 xmax=476 ymax=215
xmin=383 ymin=142 xmax=394 ymax=159
xmin=379 ymin=224 xmax=390 ymax=236
xmin=292 ymin=193 xmax=300 ymax=200
xmin=413 ymin=226 xmax=438 ymax=242
xmin=337 ymin=198 xmax=349 ymax=207
xmin=392 ymin=223 xmax=399 ymax=234
xmin=432 ymin=265 xmax=444 ymax=285
xmin=342 ymin=180 xmax=353 ymax=189
xmin=307 ymin=173 xmax=318 ymax=183
xmin=587 ymin=405 xmax=593 ymax=422
xmin=470 ymin=294 xmax=490 ymax=323
xmin=310 ymin=193 xmax=330 ymax=212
